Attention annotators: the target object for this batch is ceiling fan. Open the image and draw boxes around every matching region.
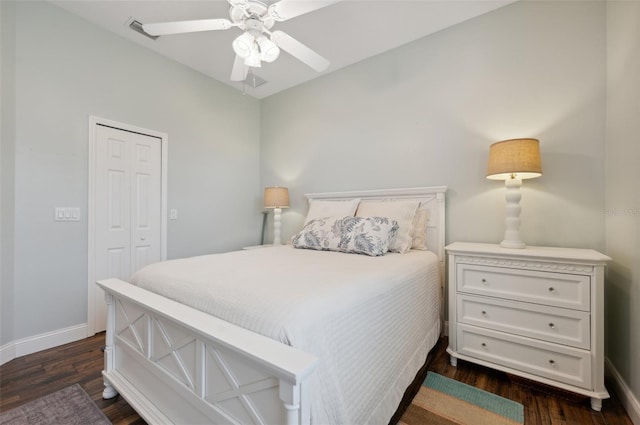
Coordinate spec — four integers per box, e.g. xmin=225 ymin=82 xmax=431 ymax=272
xmin=143 ymin=0 xmax=340 ymax=82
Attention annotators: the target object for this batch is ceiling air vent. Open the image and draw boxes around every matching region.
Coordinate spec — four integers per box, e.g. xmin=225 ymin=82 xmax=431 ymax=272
xmin=129 ymin=20 xmax=159 ymax=40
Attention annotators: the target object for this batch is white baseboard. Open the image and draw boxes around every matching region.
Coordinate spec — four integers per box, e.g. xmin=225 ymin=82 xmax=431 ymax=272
xmin=0 ymin=323 xmax=88 ymax=366
xmin=605 ymin=357 xmax=640 ymax=425
xmin=0 ymin=341 xmax=16 ymax=366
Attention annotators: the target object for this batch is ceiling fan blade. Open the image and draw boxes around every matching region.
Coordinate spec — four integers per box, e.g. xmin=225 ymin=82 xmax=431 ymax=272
xmin=271 ymin=30 xmax=329 ymax=72
xmin=143 ymin=19 xmax=233 ymax=36
xmin=230 ymin=55 xmax=250 ymax=82
xmin=268 ymin=0 xmax=341 ymax=22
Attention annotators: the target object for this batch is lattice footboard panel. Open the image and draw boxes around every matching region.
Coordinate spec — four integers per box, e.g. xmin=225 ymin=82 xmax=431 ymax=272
xmin=107 ymin=292 xmax=313 ymax=425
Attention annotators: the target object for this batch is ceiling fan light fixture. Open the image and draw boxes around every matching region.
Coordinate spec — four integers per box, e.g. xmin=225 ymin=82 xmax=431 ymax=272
xmin=244 ymin=48 xmax=262 ymax=68
xmin=229 ymin=0 xmax=249 ymax=8
xmin=257 ymin=35 xmax=280 ymax=62
xmin=232 ymin=31 xmax=255 ymax=59
xmin=144 ymin=0 xmax=334 ymax=82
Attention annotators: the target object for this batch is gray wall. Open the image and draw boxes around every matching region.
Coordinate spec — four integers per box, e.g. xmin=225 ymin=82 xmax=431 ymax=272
xmin=261 ymin=1 xmax=607 ymax=252
xmin=1 ymin=1 xmax=16 ymax=347
xmin=605 ymin=0 xmax=640 ymax=408
xmin=3 ymin=1 xmax=261 ymax=342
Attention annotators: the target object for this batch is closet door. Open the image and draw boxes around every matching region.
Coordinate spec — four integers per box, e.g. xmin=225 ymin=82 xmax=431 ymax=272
xmin=130 ymin=133 xmax=162 ymax=272
xmin=93 ymin=125 xmax=162 ymax=333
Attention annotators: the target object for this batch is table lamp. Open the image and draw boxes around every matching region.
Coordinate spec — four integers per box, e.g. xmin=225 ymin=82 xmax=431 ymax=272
xmin=263 ymin=186 xmax=289 ymax=245
xmin=487 ymin=138 xmax=542 ymax=249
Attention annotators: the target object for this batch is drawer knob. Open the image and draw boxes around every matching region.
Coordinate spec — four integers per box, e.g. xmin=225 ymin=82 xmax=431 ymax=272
xmin=549 ymin=323 xmax=556 ymax=329
xmin=481 ymin=342 xmax=487 ymax=348
xmin=549 ymin=359 xmax=556 ymax=366
xmin=481 ymin=278 xmax=487 ymax=284
xmin=548 ymin=287 xmax=555 ymax=292
xmin=481 ymin=310 xmax=487 ymax=316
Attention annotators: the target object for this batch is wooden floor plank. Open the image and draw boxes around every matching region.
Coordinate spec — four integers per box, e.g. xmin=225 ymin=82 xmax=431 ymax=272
xmin=0 ymin=334 xmax=634 ymax=425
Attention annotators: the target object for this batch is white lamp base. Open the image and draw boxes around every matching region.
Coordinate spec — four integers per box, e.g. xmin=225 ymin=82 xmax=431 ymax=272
xmin=273 ymin=207 xmax=282 ymax=246
xmin=500 ymin=178 xmax=526 ymax=249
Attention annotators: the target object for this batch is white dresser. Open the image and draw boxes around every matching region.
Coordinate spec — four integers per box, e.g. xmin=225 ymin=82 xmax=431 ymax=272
xmin=446 ymin=242 xmax=611 ymax=411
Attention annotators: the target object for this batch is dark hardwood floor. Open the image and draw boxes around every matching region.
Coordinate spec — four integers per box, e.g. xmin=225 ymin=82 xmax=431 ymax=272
xmin=0 ymin=334 xmax=633 ymax=425
xmin=424 ymin=339 xmax=632 ymax=425
xmin=0 ymin=334 xmax=143 ymax=424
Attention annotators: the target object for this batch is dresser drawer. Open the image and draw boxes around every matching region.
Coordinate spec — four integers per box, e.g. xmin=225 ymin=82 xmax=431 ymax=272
xmin=457 ymin=295 xmax=590 ymax=349
xmin=457 ymin=324 xmax=591 ymax=389
xmin=456 ymin=264 xmax=590 ymax=311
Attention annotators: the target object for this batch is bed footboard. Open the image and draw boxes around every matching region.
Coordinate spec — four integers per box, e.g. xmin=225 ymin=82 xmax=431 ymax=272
xmin=97 ymin=278 xmax=318 ymax=425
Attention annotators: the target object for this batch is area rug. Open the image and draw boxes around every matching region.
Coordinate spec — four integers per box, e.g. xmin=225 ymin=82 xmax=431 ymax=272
xmin=0 ymin=384 xmax=111 ymax=425
xmin=400 ymin=372 xmax=524 ymax=425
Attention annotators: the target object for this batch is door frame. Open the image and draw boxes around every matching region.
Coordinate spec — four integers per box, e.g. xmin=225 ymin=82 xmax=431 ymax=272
xmin=87 ymin=116 xmax=168 ymax=336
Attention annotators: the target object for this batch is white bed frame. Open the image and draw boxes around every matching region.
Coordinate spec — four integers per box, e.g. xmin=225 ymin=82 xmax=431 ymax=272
xmin=98 ymin=186 xmax=447 ymax=425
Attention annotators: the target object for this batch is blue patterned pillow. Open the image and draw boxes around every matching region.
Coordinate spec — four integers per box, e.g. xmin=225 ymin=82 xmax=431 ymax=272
xmin=291 ymin=216 xmax=399 ymax=256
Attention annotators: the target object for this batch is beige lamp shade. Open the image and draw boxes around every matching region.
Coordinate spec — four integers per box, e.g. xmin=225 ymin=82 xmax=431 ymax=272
xmin=264 ymin=186 xmax=290 ymax=209
xmin=486 ymin=138 xmax=542 ymax=180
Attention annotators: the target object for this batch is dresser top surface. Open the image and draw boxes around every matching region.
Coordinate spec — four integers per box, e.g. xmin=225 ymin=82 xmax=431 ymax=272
xmin=445 ymin=242 xmax=611 ymax=263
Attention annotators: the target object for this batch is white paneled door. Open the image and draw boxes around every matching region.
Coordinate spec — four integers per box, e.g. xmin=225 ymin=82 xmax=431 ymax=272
xmin=92 ymin=124 xmax=163 ymax=333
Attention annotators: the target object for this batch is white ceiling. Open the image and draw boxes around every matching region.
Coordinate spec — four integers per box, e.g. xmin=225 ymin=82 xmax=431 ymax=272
xmin=51 ymin=0 xmax=515 ymax=99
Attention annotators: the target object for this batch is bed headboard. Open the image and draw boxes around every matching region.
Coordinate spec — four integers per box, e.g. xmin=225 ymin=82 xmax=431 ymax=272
xmin=304 ymin=186 xmax=447 ymax=265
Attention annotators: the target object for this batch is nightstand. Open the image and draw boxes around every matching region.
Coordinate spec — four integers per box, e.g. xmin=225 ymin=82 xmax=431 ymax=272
xmin=445 ymin=242 xmax=611 ymax=411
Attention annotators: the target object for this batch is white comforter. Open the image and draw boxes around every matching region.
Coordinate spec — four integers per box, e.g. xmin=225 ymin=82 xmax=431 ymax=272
xmin=130 ymin=245 xmax=441 ymax=425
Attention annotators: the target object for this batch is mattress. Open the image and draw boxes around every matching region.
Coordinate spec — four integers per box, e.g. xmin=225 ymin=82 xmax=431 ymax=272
xmin=130 ymin=245 xmax=441 ymax=425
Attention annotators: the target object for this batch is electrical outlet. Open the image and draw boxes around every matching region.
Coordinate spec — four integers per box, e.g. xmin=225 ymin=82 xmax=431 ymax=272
xmin=170 ymin=209 xmax=178 ymax=220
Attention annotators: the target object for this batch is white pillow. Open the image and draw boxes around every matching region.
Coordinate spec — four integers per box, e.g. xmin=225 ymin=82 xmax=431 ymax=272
xmin=291 ymin=216 xmax=398 ymax=256
xmin=304 ymin=199 xmax=360 ymax=224
xmin=411 ymin=205 xmax=429 ymax=251
xmin=356 ymin=200 xmax=419 ymax=253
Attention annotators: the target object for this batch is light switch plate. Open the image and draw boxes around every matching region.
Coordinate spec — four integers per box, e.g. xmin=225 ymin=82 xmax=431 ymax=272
xmin=55 ymin=207 xmax=80 ymax=222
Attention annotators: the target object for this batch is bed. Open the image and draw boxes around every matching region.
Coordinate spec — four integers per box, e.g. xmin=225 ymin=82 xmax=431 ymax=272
xmin=98 ymin=186 xmax=447 ymax=425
